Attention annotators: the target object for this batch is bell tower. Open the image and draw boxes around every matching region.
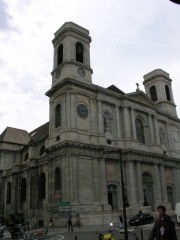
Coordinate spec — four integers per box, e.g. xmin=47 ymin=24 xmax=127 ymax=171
xmin=51 ymin=22 xmax=93 ymax=86
xmin=143 ymin=69 xmax=177 ymax=117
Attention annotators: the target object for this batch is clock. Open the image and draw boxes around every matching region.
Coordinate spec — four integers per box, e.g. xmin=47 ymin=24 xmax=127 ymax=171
xmin=77 ymin=104 xmax=88 ymax=118
xmin=77 ymin=67 xmax=85 ymax=77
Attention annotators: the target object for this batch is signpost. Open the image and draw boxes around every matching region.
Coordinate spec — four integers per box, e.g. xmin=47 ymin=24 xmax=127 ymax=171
xmin=59 ymin=201 xmax=70 ymax=207
xmin=59 ymin=201 xmax=71 ymax=227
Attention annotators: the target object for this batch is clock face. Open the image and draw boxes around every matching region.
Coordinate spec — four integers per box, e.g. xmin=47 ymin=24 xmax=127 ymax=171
xmin=77 ymin=67 xmax=85 ymax=77
xmin=77 ymin=104 xmax=88 ymax=118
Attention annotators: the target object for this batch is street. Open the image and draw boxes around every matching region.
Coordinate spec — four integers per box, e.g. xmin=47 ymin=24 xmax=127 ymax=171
xmin=45 ymin=223 xmax=180 ymax=240
xmin=3 ymin=223 xmax=180 ymax=240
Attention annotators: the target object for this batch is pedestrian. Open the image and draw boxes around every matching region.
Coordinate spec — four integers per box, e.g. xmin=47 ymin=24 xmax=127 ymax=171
xmin=49 ymin=218 xmax=53 ymax=227
xmin=67 ymin=218 xmax=73 ymax=232
xmin=119 ymin=215 xmax=124 ymax=229
xmin=77 ymin=218 xmax=81 ymax=229
xmin=148 ymin=205 xmax=177 ymax=240
xmin=139 ymin=210 xmax=143 ymax=219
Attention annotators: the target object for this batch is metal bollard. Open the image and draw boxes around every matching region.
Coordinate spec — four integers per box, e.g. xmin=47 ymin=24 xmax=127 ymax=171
xmin=140 ymin=228 xmax=144 ymax=240
xmin=75 ymin=236 xmax=77 ymax=240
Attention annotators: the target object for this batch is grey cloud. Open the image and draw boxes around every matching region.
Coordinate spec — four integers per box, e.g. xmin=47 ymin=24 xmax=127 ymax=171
xmin=0 ymin=0 xmax=13 ymax=31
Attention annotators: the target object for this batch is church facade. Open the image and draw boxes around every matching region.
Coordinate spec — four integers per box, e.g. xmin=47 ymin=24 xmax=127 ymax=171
xmin=0 ymin=22 xmax=180 ymax=226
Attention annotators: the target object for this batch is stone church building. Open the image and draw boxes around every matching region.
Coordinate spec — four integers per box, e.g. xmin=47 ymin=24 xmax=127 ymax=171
xmin=0 ymin=22 xmax=180 ymax=226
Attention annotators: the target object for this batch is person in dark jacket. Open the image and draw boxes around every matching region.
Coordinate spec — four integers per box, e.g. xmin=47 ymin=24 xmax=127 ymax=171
xmin=67 ymin=218 xmax=73 ymax=232
xmin=148 ymin=205 xmax=177 ymax=240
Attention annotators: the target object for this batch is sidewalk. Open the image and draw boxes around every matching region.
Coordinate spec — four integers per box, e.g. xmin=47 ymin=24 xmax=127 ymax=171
xmin=47 ymin=223 xmax=126 ymax=234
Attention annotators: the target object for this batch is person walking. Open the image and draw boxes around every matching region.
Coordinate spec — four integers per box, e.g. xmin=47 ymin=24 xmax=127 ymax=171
xmin=67 ymin=218 xmax=73 ymax=232
xmin=148 ymin=205 xmax=177 ymax=240
xmin=119 ymin=215 xmax=124 ymax=229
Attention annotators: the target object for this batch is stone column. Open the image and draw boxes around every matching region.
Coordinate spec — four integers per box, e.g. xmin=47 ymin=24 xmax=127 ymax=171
xmin=115 ymin=105 xmax=121 ymax=139
xmin=153 ymin=164 xmax=162 ymax=203
xmin=49 ymin=99 xmax=54 ymax=135
xmin=172 ymin=168 xmax=178 ymax=203
xmin=176 ymin=167 xmax=180 ymax=200
xmin=166 ymin=123 xmax=172 ymax=150
xmin=72 ymin=157 xmax=79 ymax=204
xmin=136 ymin=162 xmax=144 ymax=205
xmin=97 ymin=99 xmax=103 ymax=134
xmin=90 ymin=98 xmax=97 ymax=133
xmin=130 ymin=107 xmax=136 ymax=140
xmin=160 ymin=165 xmax=168 ymax=203
xmin=100 ymin=157 xmax=108 ymax=204
xmin=123 ymin=106 xmax=130 ymax=139
xmin=93 ymin=158 xmax=100 ymax=204
xmin=148 ymin=114 xmax=155 ymax=144
xmin=153 ymin=115 xmax=160 ymax=145
xmin=127 ymin=161 xmax=137 ymax=205
xmin=66 ymin=92 xmax=70 ymax=129
xmin=70 ymin=92 xmax=76 ymax=129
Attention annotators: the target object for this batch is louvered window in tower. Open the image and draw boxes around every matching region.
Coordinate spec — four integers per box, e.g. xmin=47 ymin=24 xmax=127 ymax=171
xmin=150 ymin=86 xmax=157 ymax=102
xmin=55 ymin=104 xmax=61 ymax=128
xmin=76 ymin=42 xmax=84 ymax=63
xmin=57 ymin=44 xmax=63 ymax=65
xmin=165 ymin=85 xmax=171 ymax=101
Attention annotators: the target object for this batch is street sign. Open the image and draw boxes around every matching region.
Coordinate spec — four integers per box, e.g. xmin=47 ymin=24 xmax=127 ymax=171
xmin=59 ymin=200 xmax=70 ymax=207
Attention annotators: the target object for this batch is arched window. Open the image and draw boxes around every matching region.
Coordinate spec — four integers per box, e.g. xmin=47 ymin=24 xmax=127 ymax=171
xmin=55 ymin=104 xmax=61 ymax=128
xmin=150 ymin=86 xmax=157 ymax=102
xmin=107 ymin=184 xmax=118 ymax=210
xmin=7 ymin=182 xmax=11 ymax=203
xmin=135 ymin=119 xmax=145 ymax=143
xmin=21 ymin=178 xmax=26 ymax=201
xmin=76 ymin=42 xmax=84 ymax=63
xmin=57 ymin=44 xmax=63 ymax=65
xmin=165 ymin=85 xmax=171 ymax=101
xmin=39 ymin=146 xmax=45 ymax=156
xmin=39 ymin=173 xmax=46 ymax=199
xmin=54 ymin=167 xmax=61 ymax=191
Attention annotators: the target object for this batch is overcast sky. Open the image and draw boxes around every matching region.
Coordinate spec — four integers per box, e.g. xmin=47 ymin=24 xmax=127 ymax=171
xmin=0 ymin=0 xmax=180 ymax=134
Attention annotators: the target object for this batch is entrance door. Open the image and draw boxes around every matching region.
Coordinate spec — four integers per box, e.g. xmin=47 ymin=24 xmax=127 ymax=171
xmin=107 ymin=184 xmax=118 ymax=210
xmin=142 ymin=173 xmax=154 ymax=210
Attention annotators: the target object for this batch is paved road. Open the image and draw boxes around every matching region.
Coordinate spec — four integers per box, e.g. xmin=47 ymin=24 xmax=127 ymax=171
xmin=45 ymin=223 xmax=180 ymax=240
xmin=3 ymin=223 xmax=180 ymax=240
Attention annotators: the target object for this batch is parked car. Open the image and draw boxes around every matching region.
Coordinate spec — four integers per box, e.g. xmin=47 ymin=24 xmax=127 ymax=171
xmin=129 ymin=213 xmax=154 ymax=226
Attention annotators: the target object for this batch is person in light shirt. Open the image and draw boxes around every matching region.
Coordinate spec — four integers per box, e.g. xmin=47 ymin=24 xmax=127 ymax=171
xmin=148 ymin=205 xmax=177 ymax=240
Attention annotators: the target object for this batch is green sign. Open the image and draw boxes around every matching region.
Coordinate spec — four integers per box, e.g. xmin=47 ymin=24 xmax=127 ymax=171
xmin=59 ymin=200 xmax=70 ymax=207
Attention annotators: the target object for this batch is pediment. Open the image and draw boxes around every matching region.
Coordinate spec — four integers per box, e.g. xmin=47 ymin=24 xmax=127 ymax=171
xmin=127 ymin=91 xmax=155 ymax=107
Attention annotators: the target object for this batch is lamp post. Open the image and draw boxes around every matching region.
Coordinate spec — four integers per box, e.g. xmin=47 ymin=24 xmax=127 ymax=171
xmin=104 ymin=148 xmax=128 ymax=240
xmin=119 ymin=150 xmax=128 ymax=240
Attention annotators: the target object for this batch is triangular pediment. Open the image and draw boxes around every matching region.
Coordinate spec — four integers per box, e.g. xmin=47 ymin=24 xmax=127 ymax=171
xmin=107 ymin=85 xmax=125 ymax=95
xmin=127 ymin=91 xmax=155 ymax=107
